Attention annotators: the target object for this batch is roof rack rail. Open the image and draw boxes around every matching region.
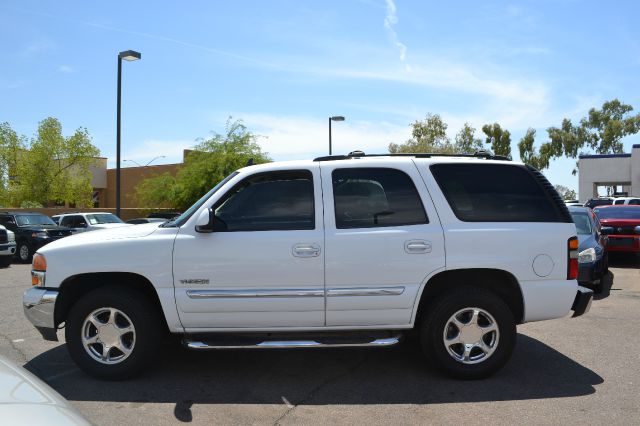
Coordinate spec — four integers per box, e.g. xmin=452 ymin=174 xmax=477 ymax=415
xmin=313 ymin=150 xmax=511 ymax=162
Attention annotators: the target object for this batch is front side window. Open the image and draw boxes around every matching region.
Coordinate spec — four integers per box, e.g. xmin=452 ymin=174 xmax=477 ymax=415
xmin=332 ymin=168 xmax=428 ymax=229
xmin=214 ymin=170 xmax=315 ymax=232
xmin=430 ymin=164 xmax=566 ymax=222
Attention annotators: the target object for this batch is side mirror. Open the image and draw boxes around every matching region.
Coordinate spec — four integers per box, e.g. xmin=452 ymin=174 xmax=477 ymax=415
xmin=195 ymin=209 xmax=214 ymax=233
xmin=601 ymin=226 xmax=614 ymax=235
xmin=635 ymin=226 xmax=640 ymax=235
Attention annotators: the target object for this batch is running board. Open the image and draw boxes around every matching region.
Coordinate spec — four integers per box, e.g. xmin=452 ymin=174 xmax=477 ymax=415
xmin=183 ymin=335 xmax=401 ymax=350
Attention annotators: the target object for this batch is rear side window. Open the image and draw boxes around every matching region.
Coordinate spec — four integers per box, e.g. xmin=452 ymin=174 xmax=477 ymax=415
xmin=629 ymin=199 xmax=640 ymax=205
xmin=430 ymin=163 xmax=569 ymax=222
xmin=614 ymin=199 xmax=625 ymax=205
xmin=332 ymin=168 xmax=428 ymax=229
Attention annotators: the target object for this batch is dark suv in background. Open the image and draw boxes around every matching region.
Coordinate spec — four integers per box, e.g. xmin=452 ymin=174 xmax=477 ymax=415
xmin=0 ymin=212 xmax=73 ymax=263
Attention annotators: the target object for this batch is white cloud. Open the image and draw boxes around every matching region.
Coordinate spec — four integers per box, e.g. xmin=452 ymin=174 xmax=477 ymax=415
xmin=383 ymin=0 xmax=411 ymax=71
xmin=58 ymin=65 xmax=73 ymax=73
xmin=236 ymin=113 xmax=411 ymax=160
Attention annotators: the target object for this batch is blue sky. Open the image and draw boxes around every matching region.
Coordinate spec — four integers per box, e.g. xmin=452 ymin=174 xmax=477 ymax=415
xmin=2 ymin=0 xmax=640 ymax=191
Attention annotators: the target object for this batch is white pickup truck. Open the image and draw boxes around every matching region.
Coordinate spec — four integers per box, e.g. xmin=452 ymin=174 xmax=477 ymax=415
xmin=23 ymin=152 xmax=593 ymax=380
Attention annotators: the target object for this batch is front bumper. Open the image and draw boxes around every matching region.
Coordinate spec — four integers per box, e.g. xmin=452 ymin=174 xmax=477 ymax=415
xmin=23 ymin=287 xmax=59 ymax=341
xmin=0 ymin=242 xmax=16 ymax=256
xmin=571 ymin=286 xmax=593 ymax=318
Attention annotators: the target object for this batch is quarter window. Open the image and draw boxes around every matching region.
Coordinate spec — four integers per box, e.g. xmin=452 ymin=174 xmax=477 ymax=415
xmin=213 ymin=170 xmax=315 ymax=232
xmin=332 ymin=168 xmax=428 ymax=229
xmin=430 ymin=163 xmax=565 ymax=222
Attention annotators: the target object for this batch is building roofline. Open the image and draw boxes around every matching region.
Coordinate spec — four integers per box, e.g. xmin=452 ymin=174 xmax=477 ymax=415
xmin=579 ymin=153 xmax=632 ymax=159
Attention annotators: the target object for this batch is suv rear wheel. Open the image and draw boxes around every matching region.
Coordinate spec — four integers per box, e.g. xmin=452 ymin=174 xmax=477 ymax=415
xmin=419 ymin=286 xmax=516 ymax=379
xmin=65 ymin=286 xmax=162 ymax=380
xmin=17 ymin=241 xmax=32 ymax=263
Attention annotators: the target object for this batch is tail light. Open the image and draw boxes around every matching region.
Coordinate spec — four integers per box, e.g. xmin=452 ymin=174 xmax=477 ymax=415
xmin=568 ymin=237 xmax=579 ymax=280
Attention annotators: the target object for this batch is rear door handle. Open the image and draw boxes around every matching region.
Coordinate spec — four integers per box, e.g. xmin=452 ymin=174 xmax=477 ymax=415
xmin=404 ymin=240 xmax=432 ymax=254
xmin=292 ymin=244 xmax=321 ymax=258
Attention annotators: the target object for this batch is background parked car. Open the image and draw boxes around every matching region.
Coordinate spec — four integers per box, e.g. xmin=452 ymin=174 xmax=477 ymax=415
xmin=126 ymin=217 xmax=167 ymax=224
xmin=0 ymin=212 xmax=73 ymax=262
xmin=0 ymin=225 xmax=16 ymax=268
xmin=51 ymin=212 xmax=130 ymax=234
xmin=0 ymin=355 xmax=89 ymax=425
xmin=147 ymin=212 xmax=181 ymax=220
xmin=593 ymin=205 xmax=640 ymax=256
xmin=584 ymin=198 xmax=613 ymax=208
xmin=612 ymin=197 xmax=640 ymax=205
xmin=569 ymin=206 xmax=608 ymax=293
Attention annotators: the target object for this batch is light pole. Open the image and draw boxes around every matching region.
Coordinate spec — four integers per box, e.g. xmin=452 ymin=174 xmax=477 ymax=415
xmin=116 ymin=50 xmax=141 ymax=218
xmin=123 ymin=156 xmax=166 ymax=167
xmin=329 ymin=116 xmax=345 ymax=155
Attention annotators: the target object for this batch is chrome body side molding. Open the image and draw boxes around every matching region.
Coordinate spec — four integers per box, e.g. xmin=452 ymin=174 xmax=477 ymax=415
xmin=186 ymin=286 xmax=406 ymax=299
xmin=326 ymin=286 xmax=405 ymax=297
xmin=186 ymin=288 xmax=325 ymax=299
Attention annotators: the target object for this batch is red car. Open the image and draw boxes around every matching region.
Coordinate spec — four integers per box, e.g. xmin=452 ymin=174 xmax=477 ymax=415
xmin=593 ymin=206 xmax=640 ymax=253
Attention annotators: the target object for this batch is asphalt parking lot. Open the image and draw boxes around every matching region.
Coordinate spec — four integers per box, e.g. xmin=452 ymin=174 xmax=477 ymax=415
xmin=1 ymin=258 xmax=639 ymax=426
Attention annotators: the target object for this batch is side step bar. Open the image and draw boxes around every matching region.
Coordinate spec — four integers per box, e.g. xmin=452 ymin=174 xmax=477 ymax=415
xmin=183 ymin=335 xmax=402 ymax=350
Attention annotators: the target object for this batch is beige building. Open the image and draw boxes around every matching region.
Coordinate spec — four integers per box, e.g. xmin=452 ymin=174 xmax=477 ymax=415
xmin=578 ymin=144 xmax=640 ymax=201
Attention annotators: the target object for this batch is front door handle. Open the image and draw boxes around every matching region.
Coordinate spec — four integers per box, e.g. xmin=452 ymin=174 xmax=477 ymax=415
xmin=404 ymin=240 xmax=432 ymax=254
xmin=292 ymin=243 xmax=321 ymax=258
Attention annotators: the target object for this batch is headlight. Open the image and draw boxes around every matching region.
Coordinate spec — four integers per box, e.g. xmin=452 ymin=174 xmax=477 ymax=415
xmin=31 ymin=231 xmax=48 ymax=238
xmin=7 ymin=230 xmax=15 ymax=242
xmin=578 ymin=247 xmax=596 ymax=263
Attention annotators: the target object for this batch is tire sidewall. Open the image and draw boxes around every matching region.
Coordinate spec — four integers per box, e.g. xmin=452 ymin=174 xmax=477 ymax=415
xmin=66 ymin=287 xmax=161 ymax=380
xmin=17 ymin=241 xmax=31 ymax=263
xmin=420 ymin=288 xmax=516 ymax=379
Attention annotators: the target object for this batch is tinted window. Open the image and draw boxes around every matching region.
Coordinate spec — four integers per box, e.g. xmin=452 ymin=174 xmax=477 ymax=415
xmin=214 ymin=170 xmax=314 ymax=231
xmin=570 ymin=212 xmax=592 ymax=235
xmin=614 ymin=199 xmax=625 ymax=205
xmin=430 ymin=164 xmax=564 ymax=222
xmin=332 ymin=168 xmax=427 ymax=229
xmin=593 ymin=207 xmax=640 ymax=219
xmin=60 ymin=216 xmax=76 ymax=227
xmin=629 ymin=199 xmax=640 ymax=205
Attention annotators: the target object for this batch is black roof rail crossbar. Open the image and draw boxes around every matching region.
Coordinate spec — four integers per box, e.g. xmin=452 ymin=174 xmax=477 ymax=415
xmin=313 ymin=151 xmax=511 ymax=161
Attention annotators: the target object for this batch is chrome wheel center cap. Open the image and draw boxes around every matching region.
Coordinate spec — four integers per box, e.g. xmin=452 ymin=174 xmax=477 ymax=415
xmin=459 ymin=324 xmax=483 ymax=344
xmin=97 ymin=324 xmax=120 ymax=347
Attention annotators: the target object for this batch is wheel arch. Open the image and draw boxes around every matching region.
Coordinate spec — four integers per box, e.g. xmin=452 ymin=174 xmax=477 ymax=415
xmin=54 ymin=272 xmax=170 ymax=334
xmin=413 ymin=268 xmax=525 ymax=326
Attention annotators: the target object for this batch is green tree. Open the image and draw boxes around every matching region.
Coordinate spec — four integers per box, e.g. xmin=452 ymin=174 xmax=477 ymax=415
xmin=0 ymin=118 xmax=99 ymax=207
xmin=519 ymin=99 xmax=640 ymax=174
xmin=454 ymin=122 xmax=484 ymax=153
xmin=481 ymin=123 xmax=512 ymax=159
xmin=553 ymin=184 xmax=577 ymax=201
xmin=136 ymin=119 xmax=271 ymax=211
xmin=389 ymin=113 xmax=455 ymax=154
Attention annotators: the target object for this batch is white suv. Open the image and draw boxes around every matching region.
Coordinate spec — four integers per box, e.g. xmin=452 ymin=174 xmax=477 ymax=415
xmin=612 ymin=197 xmax=640 ymax=205
xmin=51 ymin=212 xmax=130 ymax=233
xmin=23 ymin=152 xmax=592 ymax=380
xmin=0 ymin=225 xmax=16 ymax=267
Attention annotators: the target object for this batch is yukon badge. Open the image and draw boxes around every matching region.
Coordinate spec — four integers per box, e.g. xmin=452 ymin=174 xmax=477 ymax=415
xmin=180 ymin=279 xmax=210 ymax=285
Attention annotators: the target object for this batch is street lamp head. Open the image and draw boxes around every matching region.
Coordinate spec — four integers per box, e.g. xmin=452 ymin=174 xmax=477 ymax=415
xmin=119 ymin=50 xmax=141 ymax=61
xmin=330 ymin=116 xmax=345 ymax=122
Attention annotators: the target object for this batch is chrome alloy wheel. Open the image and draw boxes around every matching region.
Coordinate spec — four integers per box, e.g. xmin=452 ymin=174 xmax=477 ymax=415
xmin=81 ymin=307 xmax=136 ymax=365
xmin=19 ymin=244 xmax=29 ymax=261
xmin=443 ymin=307 xmax=499 ymax=364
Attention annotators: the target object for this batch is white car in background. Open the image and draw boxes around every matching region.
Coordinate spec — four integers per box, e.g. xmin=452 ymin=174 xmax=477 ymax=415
xmin=51 ymin=212 xmax=130 ymax=234
xmin=612 ymin=197 xmax=640 ymax=205
xmin=0 ymin=355 xmax=89 ymax=425
xmin=0 ymin=225 xmax=16 ymax=267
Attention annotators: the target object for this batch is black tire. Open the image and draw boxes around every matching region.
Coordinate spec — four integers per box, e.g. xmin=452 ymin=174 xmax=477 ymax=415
xmin=17 ymin=241 xmax=32 ymax=263
xmin=0 ymin=256 xmax=11 ymax=268
xmin=602 ymin=253 xmax=609 ymax=275
xmin=65 ymin=286 xmax=163 ymax=380
xmin=419 ymin=286 xmax=516 ymax=379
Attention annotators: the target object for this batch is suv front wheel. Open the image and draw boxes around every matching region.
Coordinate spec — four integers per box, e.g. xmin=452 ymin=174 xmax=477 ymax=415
xmin=65 ymin=287 xmax=162 ymax=380
xmin=420 ymin=287 xmax=516 ymax=379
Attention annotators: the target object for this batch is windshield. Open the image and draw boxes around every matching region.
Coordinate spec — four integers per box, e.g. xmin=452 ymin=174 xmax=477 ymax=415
xmin=570 ymin=212 xmax=592 ymax=235
xmin=594 ymin=207 xmax=640 ymax=220
xmin=16 ymin=214 xmax=57 ymax=227
xmin=163 ymin=171 xmax=239 ymax=227
xmin=86 ymin=214 xmax=124 ymax=225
